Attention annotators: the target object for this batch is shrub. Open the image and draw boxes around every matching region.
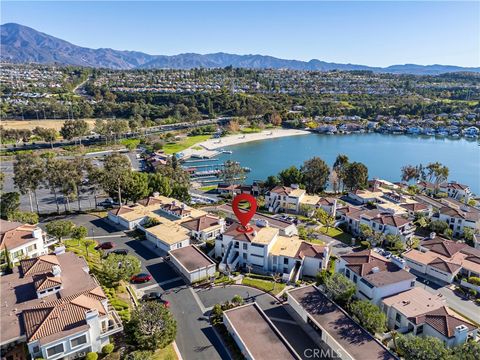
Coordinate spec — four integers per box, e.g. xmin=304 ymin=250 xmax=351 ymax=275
xmin=125 ymin=351 xmax=154 ymax=360
xmin=85 ymin=352 xmax=98 ymax=360
xmin=360 ymin=241 xmax=371 ymax=249
xmin=469 ymin=289 xmax=477 ymax=298
xmin=468 ymin=277 xmax=480 ymax=286
xmin=231 ymin=295 xmax=244 ymax=305
xmin=102 ymin=344 xmax=114 ymax=355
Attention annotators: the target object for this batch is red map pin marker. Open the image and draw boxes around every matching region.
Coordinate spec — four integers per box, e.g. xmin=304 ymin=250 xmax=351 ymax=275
xmin=232 ymin=193 xmax=257 ymax=233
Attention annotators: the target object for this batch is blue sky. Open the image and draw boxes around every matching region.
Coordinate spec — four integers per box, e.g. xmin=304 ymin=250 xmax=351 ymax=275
xmin=1 ymin=1 xmax=479 ymax=67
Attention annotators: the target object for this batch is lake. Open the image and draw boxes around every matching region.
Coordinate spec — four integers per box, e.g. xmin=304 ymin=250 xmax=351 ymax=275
xmin=217 ymin=133 xmax=480 ymax=194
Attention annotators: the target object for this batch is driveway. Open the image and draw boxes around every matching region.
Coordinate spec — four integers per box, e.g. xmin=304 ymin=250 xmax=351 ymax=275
xmin=415 ymin=273 xmax=480 ymax=323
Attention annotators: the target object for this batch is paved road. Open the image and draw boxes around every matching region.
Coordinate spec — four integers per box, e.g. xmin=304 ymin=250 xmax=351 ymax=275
xmin=414 ymin=272 xmax=480 ymax=323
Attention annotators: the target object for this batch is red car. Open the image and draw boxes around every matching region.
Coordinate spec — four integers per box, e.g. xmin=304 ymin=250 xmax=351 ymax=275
xmin=95 ymin=242 xmax=114 ymax=250
xmin=131 ymin=273 xmax=152 ymax=283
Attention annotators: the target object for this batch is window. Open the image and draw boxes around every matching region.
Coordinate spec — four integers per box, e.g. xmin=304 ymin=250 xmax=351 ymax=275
xmin=46 ymin=344 xmax=64 ymax=357
xmin=243 ymin=243 xmax=248 ymax=250
xmin=410 ymin=281 xmax=415 ymax=287
xmin=395 ymin=312 xmax=401 ymax=323
xmin=70 ymin=335 xmax=87 ymax=348
xmin=33 ymin=346 xmax=40 ymax=354
xmin=243 ymin=253 xmax=247 ymax=260
xmin=416 ymin=325 xmax=423 ymax=334
xmin=284 ymin=258 xmax=289 ymax=265
xmin=345 ymin=269 xmax=351 ymax=278
xmin=353 ymin=275 xmax=358 ymax=283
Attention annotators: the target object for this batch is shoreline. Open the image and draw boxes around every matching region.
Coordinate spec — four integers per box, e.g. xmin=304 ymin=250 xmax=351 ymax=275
xmin=200 ymin=129 xmax=310 ymax=150
xmin=181 ymin=129 xmax=309 ymax=158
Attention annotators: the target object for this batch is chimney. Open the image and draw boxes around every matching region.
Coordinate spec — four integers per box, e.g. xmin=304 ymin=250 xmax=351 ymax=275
xmin=429 ymin=232 xmax=436 ymax=240
xmin=371 ymin=266 xmax=380 ymax=273
xmin=51 ymin=265 xmax=62 ymax=277
xmin=153 ymin=192 xmax=160 ymax=197
xmin=454 ymin=324 xmax=468 ymax=345
xmin=32 ymin=228 xmax=43 ymax=240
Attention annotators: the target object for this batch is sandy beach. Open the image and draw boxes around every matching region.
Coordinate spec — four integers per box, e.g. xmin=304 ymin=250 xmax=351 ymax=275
xmin=182 ymin=129 xmax=310 ymax=158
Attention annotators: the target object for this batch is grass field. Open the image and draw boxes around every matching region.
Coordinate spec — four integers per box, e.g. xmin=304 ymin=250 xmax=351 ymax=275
xmin=163 ymin=134 xmax=211 ymax=154
xmin=242 ymin=277 xmax=285 ymax=295
xmin=1 ymin=119 xmax=96 ymax=131
xmin=319 ymin=226 xmax=352 ymax=244
xmin=152 ymin=344 xmax=178 ymax=360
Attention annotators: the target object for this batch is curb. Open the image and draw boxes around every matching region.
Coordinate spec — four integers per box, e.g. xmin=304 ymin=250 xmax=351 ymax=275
xmin=172 ymin=341 xmax=183 ymax=360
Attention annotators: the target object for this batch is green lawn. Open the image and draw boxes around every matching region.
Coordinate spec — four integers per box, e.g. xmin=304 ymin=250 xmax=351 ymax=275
xmin=240 ymin=127 xmax=262 ymax=134
xmin=319 ymin=226 xmax=352 ymax=244
xmin=152 ymin=344 xmax=178 ymax=360
xmin=64 ymin=239 xmax=101 ymax=271
xmin=199 ymin=185 xmax=217 ymax=192
xmin=163 ymin=135 xmax=211 ymax=154
xmin=242 ymin=277 xmax=285 ymax=295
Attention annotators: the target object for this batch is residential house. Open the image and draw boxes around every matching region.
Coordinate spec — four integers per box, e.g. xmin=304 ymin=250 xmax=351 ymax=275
xmin=0 ymin=220 xmax=57 ymax=268
xmin=438 ymin=206 xmax=480 ymax=237
xmin=215 ymin=222 xmax=329 ymax=281
xmin=360 ymin=213 xmax=415 ymax=241
xmin=381 ymin=288 xmax=477 ymax=347
xmin=402 ymin=236 xmax=480 ymax=283
xmin=0 ymin=252 xmax=122 ymax=360
xmin=265 ymin=185 xmax=305 ymax=213
xmin=440 ymin=182 xmax=472 ymax=201
xmin=336 ymin=249 xmax=416 ymax=305
xmin=180 ymin=214 xmax=225 ymax=241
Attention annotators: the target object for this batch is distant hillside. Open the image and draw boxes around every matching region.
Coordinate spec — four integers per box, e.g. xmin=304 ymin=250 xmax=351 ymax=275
xmin=2 ymin=23 xmax=480 ymax=75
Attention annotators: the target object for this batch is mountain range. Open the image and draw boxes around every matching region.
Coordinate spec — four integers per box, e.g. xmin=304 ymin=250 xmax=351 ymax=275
xmin=1 ymin=23 xmax=479 ymax=75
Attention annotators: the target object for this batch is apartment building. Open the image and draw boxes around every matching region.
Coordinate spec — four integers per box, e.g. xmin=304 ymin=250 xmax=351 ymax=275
xmin=381 ymin=287 xmax=477 ymax=347
xmin=438 ymin=206 xmax=480 ymax=237
xmin=0 ymin=252 xmax=122 ymax=360
xmin=0 ymin=220 xmax=57 ymax=267
xmin=336 ymin=249 xmax=416 ymax=305
xmin=215 ymin=222 xmax=329 ymax=281
xmin=402 ymin=235 xmax=480 ymax=283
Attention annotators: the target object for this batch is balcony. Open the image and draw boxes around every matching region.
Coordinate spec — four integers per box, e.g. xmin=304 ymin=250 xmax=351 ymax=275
xmin=100 ymin=307 xmax=123 ymax=337
xmin=44 ymin=235 xmax=58 ymax=247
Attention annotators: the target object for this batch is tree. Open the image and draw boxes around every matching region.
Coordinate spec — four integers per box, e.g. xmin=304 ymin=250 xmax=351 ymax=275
xmin=300 ymin=157 xmax=330 ymax=193
xmin=425 ymin=162 xmax=449 ymax=194
xmin=148 ymin=173 xmax=172 ymax=197
xmin=83 ymin=239 xmax=96 ymax=258
xmin=126 ymin=301 xmax=177 ymax=351
xmin=125 ymin=351 xmax=153 ymax=360
xmin=45 ymin=220 xmax=75 ymax=242
xmin=124 ymin=172 xmax=150 ymax=203
xmin=102 ymin=254 xmax=141 ymax=284
xmin=33 ymin=127 xmax=57 ymax=148
xmin=315 ymin=208 xmax=335 ymax=234
xmin=401 ymin=165 xmax=420 ymax=182
xmin=7 ymin=211 xmax=39 ymax=224
xmin=0 ymin=172 xmax=4 ymax=192
xmin=60 ymin=119 xmax=89 ymax=144
xmin=42 ymin=156 xmax=66 ymax=214
xmin=278 ymin=166 xmax=303 ymax=186
xmin=333 ymin=154 xmax=349 ymax=191
xmin=397 ymin=335 xmax=450 ymax=360
xmin=349 ymin=300 xmax=386 ymax=334
xmin=455 ymin=340 xmax=480 ymax=360
xmin=343 ymin=162 xmax=368 ymax=191
xmin=70 ymin=157 xmax=93 ymax=211
xmin=103 ymin=153 xmax=131 ymax=205
xmin=0 ymin=192 xmax=20 ymax=219
xmin=264 ymin=175 xmax=281 ymax=190
xmin=71 ymin=226 xmax=88 ymax=243
xmin=231 ymin=295 xmax=244 ymax=305
xmin=430 ymin=220 xmax=449 ymax=233
xmin=219 ymin=160 xmax=246 ymax=187
xmin=323 ymin=273 xmax=356 ymax=304
xmin=13 ymin=153 xmax=44 ymax=213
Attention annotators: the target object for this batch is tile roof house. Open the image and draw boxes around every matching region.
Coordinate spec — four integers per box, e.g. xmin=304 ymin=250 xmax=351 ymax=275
xmin=265 ymin=185 xmax=306 ymax=213
xmin=438 ymin=205 xmax=480 ymax=237
xmin=336 ymin=249 xmax=416 ymax=305
xmin=0 ymin=220 xmax=57 ymax=268
xmin=216 ymin=222 xmax=329 ymax=280
xmin=0 ymin=252 xmax=122 ymax=360
xmin=381 ymin=287 xmax=477 ymax=347
xmin=402 ymin=235 xmax=480 ymax=283
xmin=180 ymin=214 xmax=225 ymax=241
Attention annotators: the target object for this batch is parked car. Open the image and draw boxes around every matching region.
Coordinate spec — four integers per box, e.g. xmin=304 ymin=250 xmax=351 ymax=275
xmin=131 ymin=273 xmax=152 ymax=283
xmin=97 ymin=199 xmax=119 ymax=208
xmin=95 ymin=242 xmax=114 ymax=250
xmin=109 ymin=249 xmax=129 ymax=256
xmin=142 ymin=291 xmax=170 ymax=307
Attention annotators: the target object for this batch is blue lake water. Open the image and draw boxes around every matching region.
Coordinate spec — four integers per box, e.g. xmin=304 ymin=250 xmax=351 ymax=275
xmin=217 ymin=133 xmax=480 ymax=194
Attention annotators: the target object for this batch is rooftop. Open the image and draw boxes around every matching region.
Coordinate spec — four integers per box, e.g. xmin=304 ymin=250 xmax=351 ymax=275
xmin=223 ymin=303 xmax=300 ymax=360
xmin=0 ymin=252 xmax=103 ymax=345
xmin=0 ymin=220 xmax=41 ymax=250
xmin=288 ymin=286 xmax=396 ymax=360
xmin=169 ymin=245 xmax=215 ymax=273
xmin=382 ymin=287 xmax=446 ymax=318
xmin=180 ymin=214 xmax=222 ymax=232
xmin=224 ymin=222 xmax=279 ymax=245
xmin=147 ymin=222 xmax=190 ymax=245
